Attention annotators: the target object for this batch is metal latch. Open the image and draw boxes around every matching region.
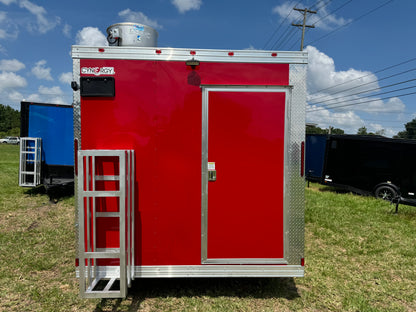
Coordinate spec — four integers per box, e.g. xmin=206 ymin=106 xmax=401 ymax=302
xmin=208 ymin=162 xmax=216 ymax=181
xmin=208 ymin=170 xmax=216 ymax=182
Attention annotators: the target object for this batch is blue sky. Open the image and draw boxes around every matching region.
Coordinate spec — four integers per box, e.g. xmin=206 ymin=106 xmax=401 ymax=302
xmin=0 ymin=0 xmax=414 ymax=137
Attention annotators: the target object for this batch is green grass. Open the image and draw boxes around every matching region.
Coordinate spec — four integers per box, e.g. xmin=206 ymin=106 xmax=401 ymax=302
xmin=0 ymin=144 xmax=415 ymax=311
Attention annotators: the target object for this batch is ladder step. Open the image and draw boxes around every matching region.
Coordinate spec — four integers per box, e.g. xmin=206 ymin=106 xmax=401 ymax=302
xmin=80 ymin=191 xmax=122 ymax=197
xmin=96 ymin=212 xmax=120 ymax=217
xmin=84 ymin=248 xmax=121 ymax=259
xmin=95 ymin=175 xmax=120 ymax=181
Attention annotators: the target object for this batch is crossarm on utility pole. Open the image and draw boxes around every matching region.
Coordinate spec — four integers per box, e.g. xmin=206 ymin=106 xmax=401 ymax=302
xmin=291 ymin=7 xmax=316 ymax=51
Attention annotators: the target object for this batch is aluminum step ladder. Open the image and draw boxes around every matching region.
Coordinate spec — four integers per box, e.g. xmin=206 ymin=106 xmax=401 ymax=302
xmin=19 ymin=137 xmax=42 ymax=187
xmin=77 ymin=150 xmax=135 ymax=298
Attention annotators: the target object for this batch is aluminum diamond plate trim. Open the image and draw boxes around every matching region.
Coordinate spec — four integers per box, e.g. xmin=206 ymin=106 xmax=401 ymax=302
xmin=287 ymin=63 xmax=307 ymax=265
xmin=73 ymin=58 xmax=81 ymax=261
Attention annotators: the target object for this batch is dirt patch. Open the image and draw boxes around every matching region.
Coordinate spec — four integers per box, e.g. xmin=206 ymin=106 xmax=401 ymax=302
xmin=0 ymin=197 xmax=52 ymax=232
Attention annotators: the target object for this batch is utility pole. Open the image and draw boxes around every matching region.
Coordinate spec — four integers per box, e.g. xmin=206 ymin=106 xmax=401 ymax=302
xmin=292 ymin=7 xmax=316 ymax=51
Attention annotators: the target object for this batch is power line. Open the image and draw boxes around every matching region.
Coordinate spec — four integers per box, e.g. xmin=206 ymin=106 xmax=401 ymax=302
xmin=310 ymin=56 xmax=416 ymax=96
xmin=309 ymin=67 xmax=416 ymax=105
xmin=309 ymin=78 xmax=416 ymax=106
xmin=305 ymin=0 xmax=395 ymax=46
xmin=312 ymin=0 xmax=353 ymax=27
xmin=263 ymin=0 xmax=299 ymax=50
xmin=274 ymin=26 xmax=299 ymax=50
xmin=288 ymin=0 xmax=349 ymax=50
xmin=307 ymin=85 xmax=416 ymax=112
xmin=307 ymin=91 xmax=416 ymax=112
xmin=311 ymin=0 xmax=333 ymax=11
xmin=291 ymin=7 xmax=317 ymax=51
xmin=271 ymin=4 xmax=305 ymax=50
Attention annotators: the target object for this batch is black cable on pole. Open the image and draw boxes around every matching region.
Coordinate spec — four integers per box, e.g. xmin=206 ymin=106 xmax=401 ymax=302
xmin=309 ymin=0 xmax=332 ymax=11
xmin=263 ymin=0 xmax=299 ymax=50
xmin=307 ymin=91 xmax=416 ymax=112
xmin=309 ymin=67 xmax=416 ymax=103
xmin=307 ymin=85 xmax=416 ymax=112
xmin=312 ymin=0 xmax=353 ymax=27
xmin=305 ymin=0 xmax=395 ymax=46
xmin=309 ymin=78 xmax=416 ymax=106
xmin=274 ymin=26 xmax=299 ymax=50
xmin=310 ymin=56 xmax=416 ymax=96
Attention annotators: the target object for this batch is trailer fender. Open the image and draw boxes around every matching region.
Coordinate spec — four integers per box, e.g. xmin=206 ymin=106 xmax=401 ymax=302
xmin=374 ymin=183 xmax=400 ymax=202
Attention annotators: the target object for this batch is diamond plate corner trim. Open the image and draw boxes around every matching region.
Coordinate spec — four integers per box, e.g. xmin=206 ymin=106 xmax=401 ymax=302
xmin=73 ymin=58 xmax=81 ymax=261
xmin=286 ymin=63 xmax=307 ymax=265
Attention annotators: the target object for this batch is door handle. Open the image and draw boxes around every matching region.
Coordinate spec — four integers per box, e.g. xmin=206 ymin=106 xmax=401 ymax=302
xmin=208 ymin=170 xmax=216 ymax=182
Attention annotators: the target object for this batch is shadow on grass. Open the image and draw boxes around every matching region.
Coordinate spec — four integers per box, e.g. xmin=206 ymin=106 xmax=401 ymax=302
xmin=94 ymin=277 xmax=300 ymax=311
xmin=23 ymin=182 xmax=74 ymax=203
xmin=313 ymin=185 xmax=352 ymax=195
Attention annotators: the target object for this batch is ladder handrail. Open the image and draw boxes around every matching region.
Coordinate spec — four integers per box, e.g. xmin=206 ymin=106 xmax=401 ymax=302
xmin=77 ymin=149 xmax=135 ymax=299
xmin=19 ymin=137 xmax=42 ymax=187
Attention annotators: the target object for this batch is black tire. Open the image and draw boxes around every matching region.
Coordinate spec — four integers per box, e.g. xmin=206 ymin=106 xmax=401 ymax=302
xmin=375 ymin=185 xmax=397 ymax=201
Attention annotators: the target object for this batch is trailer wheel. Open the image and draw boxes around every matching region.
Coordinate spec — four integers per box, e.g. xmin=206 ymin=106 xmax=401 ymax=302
xmin=375 ymin=185 xmax=397 ymax=202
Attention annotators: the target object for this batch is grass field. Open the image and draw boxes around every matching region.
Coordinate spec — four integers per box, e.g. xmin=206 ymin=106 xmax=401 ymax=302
xmin=0 ymin=144 xmax=415 ymax=311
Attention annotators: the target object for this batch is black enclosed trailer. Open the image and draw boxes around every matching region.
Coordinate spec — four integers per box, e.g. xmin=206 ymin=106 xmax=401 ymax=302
xmin=306 ymin=134 xmax=416 ymax=206
xmin=305 ymin=134 xmax=327 ymax=182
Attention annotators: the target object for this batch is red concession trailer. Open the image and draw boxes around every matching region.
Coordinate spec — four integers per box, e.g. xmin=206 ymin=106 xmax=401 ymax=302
xmin=72 ymin=23 xmax=308 ymax=298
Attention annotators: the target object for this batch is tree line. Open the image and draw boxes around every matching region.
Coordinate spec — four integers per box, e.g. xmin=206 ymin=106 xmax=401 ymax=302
xmin=0 ymin=104 xmax=20 ymax=138
xmin=307 ymin=118 xmax=416 ymax=139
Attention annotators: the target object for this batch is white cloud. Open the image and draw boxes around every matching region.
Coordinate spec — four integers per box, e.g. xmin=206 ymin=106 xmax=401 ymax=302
xmin=305 ymin=46 xmax=407 ymax=136
xmin=272 ymin=1 xmax=351 ymax=30
xmin=25 ymin=93 xmax=41 ymax=102
xmin=171 ymin=0 xmax=202 ymax=13
xmin=0 ymin=59 xmax=25 ymax=72
xmin=0 ymin=0 xmax=16 ymax=5
xmin=31 ymin=60 xmax=53 ymax=81
xmin=0 ymin=11 xmax=19 ymax=39
xmin=0 ymin=69 xmax=26 ymax=108
xmin=75 ymin=27 xmax=108 ymax=46
xmin=118 ymin=9 xmax=162 ymax=29
xmin=306 ymin=45 xmax=379 ymax=95
xmin=0 ymin=11 xmax=6 ymax=22
xmin=0 ymin=1 xmax=60 ymax=39
xmin=7 ymin=90 xmax=23 ymax=102
xmin=19 ymin=0 xmax=60 ymax=34
xmin=0 ymin=71 xmax=26 ymax=92
xmin=63 ymin=23 xmax=71 ymax=38
xmin=305 ymin=46 xmax=406 ymax=114
xmin=24 ymin=85 xmax=71 ymax=105
xmin=307 ymin=104 xmax=364 ymax=133
xmin=35 ymin=85 xmax=68 ymax=104
xmin=59 ymin=72 xmax=72 ymax=85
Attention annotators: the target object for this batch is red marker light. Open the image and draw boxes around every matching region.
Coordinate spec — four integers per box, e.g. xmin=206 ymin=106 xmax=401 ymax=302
xmin=98 ymin=48 xmax=105 ymax=53
xmin=271 ymin=52 xmax=277 ymax=57
xmin=155 ymin=49 xmax=162 ymax=54
xmin=228 ymin=52 xmax=234 ymax=56
xmin=190 ymin=50 xmax=196 ymax=55
xmin=301 ymin=258 xmax=305 ymax=266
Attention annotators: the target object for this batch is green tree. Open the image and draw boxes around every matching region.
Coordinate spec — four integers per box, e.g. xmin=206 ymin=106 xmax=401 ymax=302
xmin=306 ymin=124 xmax=326 ymax=134
xmin=357 ymin=126 xmax=368 ymax=135
xmin=393 ymin=118 xmax=416 ymax=139
xmin=329 ymin=127 xmax=344 ymax=135
xmin=0 ymin=104 xmax=20 ymax=136
xmin=306 ymin=125 xmax=345 ymax=135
